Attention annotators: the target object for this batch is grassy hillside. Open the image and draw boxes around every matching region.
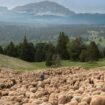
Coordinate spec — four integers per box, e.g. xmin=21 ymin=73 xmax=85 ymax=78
xmin=61 ymin=60 xmax=105 ymax=69
xmin=0 ymin=54 xmax=36 ymax=71
xmin=0 ymin=54 xmax=105 ymax=71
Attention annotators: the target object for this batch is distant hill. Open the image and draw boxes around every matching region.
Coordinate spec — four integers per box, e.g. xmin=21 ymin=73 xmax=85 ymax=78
xmin=12 ymin=1 xmax=105 ymax=24
xmin=0 ymin=1 xmax=105 ymax=25
xmin=12 ymin=1 xmax=74 ymax=16
xmin=0 ymin=7 xmax=8 ymax=12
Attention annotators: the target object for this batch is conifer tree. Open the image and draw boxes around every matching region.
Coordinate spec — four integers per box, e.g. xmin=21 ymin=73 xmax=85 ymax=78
xmin=0 ymin=46 xmax=4 ymax=54
xmin=88 ymin=41 xmax=100 ymax=61
xmin=19 ymin=36 xmax=35 ymax=62
xmin=5 ymin=41 xmax=17 ymax=57
xmin=35 ymin=43 xmax=47 ymax=62
xmin=57 ymin=32 xmax=69 ymax=60
xmin=67 ymin=37 xmax=84 ymax=61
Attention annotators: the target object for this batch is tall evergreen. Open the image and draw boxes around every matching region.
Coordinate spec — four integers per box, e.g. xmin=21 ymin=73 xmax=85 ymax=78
xmin=5 ymin=41 xmax=17 ymax=57
xmin=0 ymin=46 xmax=4 ymax=54
xmin=57 ymin=32 xmax=69 ymax=60
xmin=46 ymin=53 xmax=53 ymax=66
xmin=35 ymin=43 xmax=49 ymax=62
xmin=52 ymin=54 xmax=61 ymax=66
xmin=0 ymin=33 xmax=102 ymax=63
xmin=19 ymin=36 xmax=35 ymax=62
xmin=79 ymin=49 xmax=88 ymax=62
xmin=67 ymin=37 xmax=84 ymax=61
xmin=46 ymin=43 xmax=56 ymax=66
xmin=87 ymin=41 xmax=100 ymax=61
xmin=46 ymin=42 xmax=55 ymax=58
xmin=27 ymin=43 xmax=35 ymax=62
xmin=46 ymin=53 xmax=61 ymax=67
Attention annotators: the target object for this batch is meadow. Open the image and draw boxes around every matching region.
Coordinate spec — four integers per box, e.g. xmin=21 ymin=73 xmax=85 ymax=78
xmin=0 ymin=54 xmax=105 ymax=71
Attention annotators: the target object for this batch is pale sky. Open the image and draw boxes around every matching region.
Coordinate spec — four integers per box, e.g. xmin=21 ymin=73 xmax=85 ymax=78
xmin=0 ymin=0 xmax=105 ymax=13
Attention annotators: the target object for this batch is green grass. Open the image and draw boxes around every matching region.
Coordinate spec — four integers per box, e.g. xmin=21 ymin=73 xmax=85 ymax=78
xmin=0 ymin=54 xmax=36 ymax=71
xmin=0 ymin=54 xmax=105 ymax=71
xmin=61 ymin=60 xmax=105 ymax=69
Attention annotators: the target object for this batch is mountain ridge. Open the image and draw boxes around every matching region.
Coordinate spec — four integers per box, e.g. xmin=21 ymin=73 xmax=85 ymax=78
xmin=0 ymin=1 xmax=105 ymax=15
xmin=12 ymin=1 xmax=75 ymax=16
xmin=0 ymin=1 xmax=105 ymax=25
xmin=0 ymin=6 xmax=8 ymax=12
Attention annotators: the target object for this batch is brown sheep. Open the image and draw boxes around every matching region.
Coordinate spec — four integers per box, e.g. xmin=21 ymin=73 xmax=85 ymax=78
xmin=90 ymin=95 xmax=105 ymax=105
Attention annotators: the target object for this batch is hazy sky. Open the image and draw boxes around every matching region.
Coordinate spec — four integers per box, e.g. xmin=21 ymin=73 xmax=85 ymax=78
xmin=0 ymin=0 xmax=105 ymax=13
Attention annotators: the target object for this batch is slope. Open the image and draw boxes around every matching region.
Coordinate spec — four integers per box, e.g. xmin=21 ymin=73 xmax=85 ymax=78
xmin=0 ymin=54 xmax=36 ymax=71
xmin=1 ymin=54 xmax=105 ymax=71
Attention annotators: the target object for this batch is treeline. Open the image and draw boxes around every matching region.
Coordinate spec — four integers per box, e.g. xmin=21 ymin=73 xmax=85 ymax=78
xmin=0 ymin=32 xmax=105 ymax=66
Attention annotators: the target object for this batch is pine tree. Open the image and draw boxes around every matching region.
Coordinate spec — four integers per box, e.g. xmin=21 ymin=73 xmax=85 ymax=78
xmin=52 ymin=54 xmax=61 ymax=66
xmin=67 ymin=37 xmax=84 ymax=61
xmin=19 ymin=36 xmax=35 ymax=62
xmin=57 ymin=32 xmax=69 ymax=60
xmin=46 ymin=43 xmax=55 ymax=66
xmin=79 ymin=49 xmax=88 ymax=62
xmin=5 ymin=41 xmax=17 ymax=57
xmin=0 ymin=46 xmax=4 ymax=54
xmin=46 ymin=43 xmax=55 ymax=59
xmin=27 ymin=43 xmax=35 ymax=62
xmin=46 ymin=53 xmax=53 ymax=66
xmin=46 ymin=53 xmax=61 ymax=67
xmin=88 ymin=41 xmax=100 ymax=61
xmin=35 ymin=43 xmax=44 ymax=62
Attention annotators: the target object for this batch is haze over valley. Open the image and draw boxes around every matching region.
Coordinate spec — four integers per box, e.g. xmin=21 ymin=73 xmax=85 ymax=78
xmin=0 ymin=1 xmax=105 ymax=25
xmin=0 ymin=1 xmax=105 ymax=45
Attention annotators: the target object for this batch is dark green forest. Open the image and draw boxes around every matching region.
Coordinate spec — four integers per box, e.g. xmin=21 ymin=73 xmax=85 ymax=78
xmin=0 ymin=32 xmax=105 ymax=67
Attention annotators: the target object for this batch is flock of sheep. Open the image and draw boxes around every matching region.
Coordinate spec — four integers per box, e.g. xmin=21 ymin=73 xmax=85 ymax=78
xmin=0 ymin=67 xmax=105 ymax=105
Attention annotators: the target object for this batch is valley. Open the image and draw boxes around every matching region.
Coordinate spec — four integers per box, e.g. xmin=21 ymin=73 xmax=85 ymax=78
xmin=0 ymin=24 xmax=105 ymax=46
